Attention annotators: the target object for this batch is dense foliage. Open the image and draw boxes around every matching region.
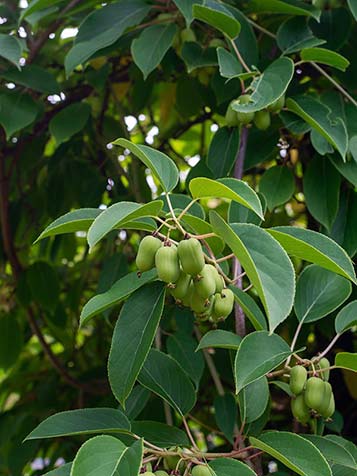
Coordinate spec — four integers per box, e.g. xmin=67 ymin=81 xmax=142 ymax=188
xmin=0 ymin=0 xmax=357 ymax=475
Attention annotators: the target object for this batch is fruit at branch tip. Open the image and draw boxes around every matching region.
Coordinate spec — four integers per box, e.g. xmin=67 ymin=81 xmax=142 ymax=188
xmin=318 ymin=357 xmax=330 ymax=381
xmin=289 ymin=365 xmax=307 ymax=395
xmin=213 ymin=288 xmax=234 ymax=319
xmin=155 ymin=244 xmax=180 ymax=284
xmin=178 ymin=238 xmax=205 ymax=276
xmin=136 ymin=235 xmax=162 ymax=272
xmin=235 ymin=94 xmax=255 ymax=125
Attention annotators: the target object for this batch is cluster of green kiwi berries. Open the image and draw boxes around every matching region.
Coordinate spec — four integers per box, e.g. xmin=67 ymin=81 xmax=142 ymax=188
xmin=136 ymin=235 xmax=234 ymax=323
xmin=225 ymin=94 xmax=285 ymax=130
xmin=142 ymin=459 xmax=212 ymax=476
xmin=289 ymin=357 xmax=335 ymax=425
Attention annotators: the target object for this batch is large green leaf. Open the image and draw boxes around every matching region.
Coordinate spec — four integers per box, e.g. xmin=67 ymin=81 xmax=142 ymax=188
xmin=192 ymin=2 xmax=241 ymax=39
xmin=35 ymin=209 xmax=102 ymax=243
xmin=250 ymin=431 xmax=332 ymax=476
xmin=277 ymin=17 xmax=326 ymax=54
xmin=121 ymin=385 xmax=151 ymax=421
xmin=239 ymin=377 xmax=269 ymax=424
xmin=217 ymin=47 xmax=242 ymax=79
xmin=210 ymin=215 xmax=295 ymax=333
xmin=235 ymin=331 xmax=292 ymax=393
xmin=0 ymin=34 xmax=22 ymax=68
xmin=173 ymin=0 xmax=202 ymax=25
xmin=80 ymin=269 xmax=157 ymax=326
xmin=0 ymin=92 xmax=39 ymax=139
xmin=248 ymin=0 xmax=320 ymax=19
xmin=335 ymin=301 xmax=357 ymax=334
xmin=20 ymin=0 xmax=64 ymax=21
xmin=2 ymin=65 xmax=60 ymax=94
xmin=138 ymin=349 xmax=196 ymax=415
xmin=347 ymin=0 xmax=357 ymax=21
xmin=87 ymin=201 xmax=163 ymax=250
xmin=259 ymin=166 xmax=295 ymax=211
xmin=210 ymin=458 xmax=257 ymax=476
xmin=190 ymin=178 xmax=263 ymax=220
xmin=25 ymin=408 xmax=130 ymax=440
xmin=267 ymin=227 xmax=356 ymax=283
xmin=131 ymin=24 xmax=177 ymax=79
xmin=131 ymin=421 xmax=189 ymax=447
xmin=294 ymin=265 xmax=351 ymax=324
xmin=302 ymin=435 xmax=357 ymax=471
xmin=71 ymin=435 xmax=128 ymax=476
xmin=232 ymin=57 xmax=294 ymax=113
xmin=335 ymin=352 xmax=357 ymax=372
xmin=167 ymin=333 xmax=204 ymax=389
xmin=108 ymin=282 xmax=166 ymax=407
xmin=230 ymin=287 xmax=267 ymax=331
xmin=196 ymin=330 xmax=242 ymax=351
xmin=303 ymin=156 xmax=341 ymax=231
xmin=286 ymin=97 xmax=348 ymax=160
xmin=181 ymin=43 xmax=218 ymax=73
xmin=301 ymin=48 xmax=350 ymax=71
xmin=65 ymin=1 xmax=150 ymax=75
xmin=329 ymin=154 xmax=357 ymax=188
xmin=49 ymin=103 xmax=91 ymax=145
xmin=207 ymin=127 xmax=239 ymax=178
xmin=113 ymin=139 xmax=179 ymax=193
xmin=214 ymin=393 xmax=237 ymax=443
xmin=115 ymin=440 xmax=143 ymax=476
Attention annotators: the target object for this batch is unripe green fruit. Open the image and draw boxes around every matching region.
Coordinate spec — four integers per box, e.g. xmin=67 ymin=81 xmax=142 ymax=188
xmin=213 ymin=288 xmax=234 ymax=318
xmin=237 ymin=110 xmax=255 ymax=125
xmin=320 ymin=391 xmax=335 ymax=419
xmin=318 ymin=357 xmax=330 ymax=381
xmin=157 ymin=13 xmax=174 ymax=21
xmin=136 ymin=235 xmax=162 ymax=272
xmin=208 ymin=38 xmax=226 ymax=48
xmin=178 ymin=238 xmax=205 ymax=276
xmin=155 ymin=245 xmax=180 ymax=284
xmin=163 ymin=448 xmax=183 ymax=471
xmin=315 ymin=381 xmax=332 ymax=415
xmin=142 ymin=473 xmax=155 ymax=476
xmin=190 ymin=290 xmax=212 ymax=314
xmin=181 ymin=27 xmax=196 ymax=43
xmin=155 ymin=472 xmax=169 ymax=476
xmin=194 ymin=264 xmax=216 ymax=298
xmin=304 ymin=377 xmax=325 ymax=410
xmin=191 ymin=465 xmax=213 ymax=476
xmin=254 ymin=110 xmax=271 ymax=130
xmin=213 ymin=269 xmax=225 ymax=293
xmin=291 ymin=394 xmax=310 ymax=424
xmin=238 ymin=94 xmax=252 ymax=105
xmin=267 ymin=94 xmax=285 ymax=113
xmin=289 ymin=365 xmax=307 ymax=395
xmin=170 ymin=270 xmax=191 ymax=300
xmin=225 ymin=101 xmax=239 ymax=127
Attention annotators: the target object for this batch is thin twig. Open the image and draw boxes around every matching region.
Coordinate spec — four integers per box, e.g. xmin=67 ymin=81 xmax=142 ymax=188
xmin=195 ymin=327 xmax=225 ymax=396
xmin=183 ymin=416 xmax=199 ymax=450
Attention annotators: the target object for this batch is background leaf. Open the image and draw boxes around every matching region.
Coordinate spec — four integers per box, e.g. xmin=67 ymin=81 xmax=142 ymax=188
xmin=335 ymin=352 xmax=357 ymax=373
xmin=193 ymin=3 xmax=241 ymax=39
xmin=259 ymin=166 xmax=295 ymax=211
xmin=301 ymin=48 xmax=350 ymax=71
xmin=214 ymin=393 xmax=237 ymax=443
xmin=207 ymin=127 xmax=239 ymax=178
xmin=49 ymin=103 xmax=91 ymax=144
xmin=196 ymin=330 xmax=242 ymax=351
xmin=131 ymin=421 xmax=189 ymax=447
xmin=335 ymin=301 xmax=357 ymax=334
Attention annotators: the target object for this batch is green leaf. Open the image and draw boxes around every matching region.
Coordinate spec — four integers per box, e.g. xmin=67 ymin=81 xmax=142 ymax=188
xmin=294 ymin=265 xmax=352 ymax=324
xmin=181 ymin=43 xmax=218 ymax=73
xmin=250 ymin=431 xmax=332 ymax=476
xmin=87 ymin=201 xmax=163 ymax=250
xmin=207 ymin=127 xmax=239 ymax=178
xmin=214 ymin=393 xmax=237 ymax=443
xmin=181 ymin=215 xmax=224 ymax=255
xmin=108 ymin=282 xmax=166 ymax=407
xmin=167 ymin=333 xmax=204 ymax=389
xmin=230 ymin=286 xmax=267 ymax=331
xmin=196 ymin=330 xmax=242 ymax=351
xmin=131 ymin=421 xmax=189 ymax=447
xmin=259 ymin=166 xmax=295 ymax=211
xmin=115 ymin=439 xmax=143 ymax=476
xmin=302 ymin=435 xmax=357 ymax=471
xmin=138 ymin=349 xmax=196 ymax=415
xmin=27 ymin=261 xmax=59 ymax=312
xmin=0 ymin=315 xmax=23 ymax=370
xmin=173 ymin=0 xmax=202 ymax=25
xmin=232 ymin=58 xmax=294 ymax=113
xmin=286 ymin=97 xmax=348 ymax=160
xmin=160 ymin=193 xmax=205 ymax=219
xmin=0 ymin=92 xmax=39 ymax=139
xmin=217 ymin=47 xmax=242 ymax=79
xmin=121 ymin=385 xmax=151 ymax=421
xmin=304 ymin=156 xmax=341 ymax=231
xmin=270 ymin=380 xmax=294 ymax=397
xmin=2 ymin=65 xmax=60 ymax=94
xmin=277 ymin=17 xmax=326 ymax=54
xmin=329 ymin=154 xmax=357 ymax=188
xmin=335 ymin=352 xmax=357 ymax=372
xmin=131 ymin=24 xmax=177 ymax=79
xmin=239 ymin=377 xmax=269 ymax=424
xmin=192 ymin=2 xmax=241 ymax=39
xmin=80 ymin=269 xmax=157 ymax=326
xmin=330 ymin=189 xmax=357 ymax=258
xmin=335 ymin=301 xmax=357 ymax=334
xmin=25 ymin=408 xmax=130 ymax=440
xmin=42 ymin=463 xmax=72 ymax=476
xmin=347 ymin=0 xmax=357 ymax=21
xmin=113 ymin=139 xmax=179 ymax=193
xmin=210 ymin=457 xmax=257 ymax=476
xmin=35 ymin=209 xmax=102 ymax=243
xmin=301 ymin=48 xmax=350 ymax=72
xmin=49 ymin=103 xmax=91 ymax=145
xmin=226 ymin=6 xmax=259 ymax=69
xmin=210 ymin=215 xmax=295 ymax=333
xmin=235 ymin=331 xmax=292 ymax=393
xmin=248 ymin=0 xmax=320 ymax=19
xmin=71 ymin=435 xmax=127 ymax=476
xmin=190 ymin=178 xmax=263 ymax=220
xmin=267 ymin=227 xmax=356 ymax=283
xmin=0 ymin=34 xmax=22 ymax=68
xmin=311 ymin=129 xmax=334 ymax=156
xmin=65 ymin=1 xmax=150 ymax=75
xmin=19 ymin=0 xmax=64 ymax=21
